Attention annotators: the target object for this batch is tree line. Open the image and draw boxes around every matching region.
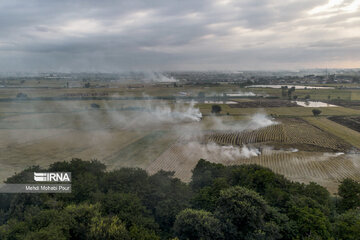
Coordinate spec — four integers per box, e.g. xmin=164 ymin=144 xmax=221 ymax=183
xmin=0 ymin=158 xmax=359 ymax=239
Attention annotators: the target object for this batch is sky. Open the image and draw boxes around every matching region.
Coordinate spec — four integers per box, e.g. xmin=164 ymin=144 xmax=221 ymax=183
xmin=0 ymin=0 xmax=359 ymax=72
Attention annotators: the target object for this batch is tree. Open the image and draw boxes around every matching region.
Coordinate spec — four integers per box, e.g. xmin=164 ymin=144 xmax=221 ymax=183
xmin=338 ymin=178 xmax=360 ymax=211
xmin=146 ymin=171 xmax=192 ymax=233
xmin=312 ymin=109 xmax=321 ymax=116
xmin=287 ymin=87 xmax=295 ymax=99
xmin=192 ymin=178 xmax=229 ymax=211
xmin=281 ymin=86 xmax=288 ymax=97
xmin=173 ymin=209 xmax=223 ymax=240
xmin=286 ymin=196 xmax=331 ymax=239
xmin=333 ymin=209 xmax=360 ymax=240
xmin=287 ymin=205 xmax=331 ymax=239
xmin=89 ymin=216 xmax=130 ymax=240
xmin=303 ymin=182 xmax=331 ymax=207
xmin=99 ymin=192 xmax=157 ymax=230
xmin=215 ymin=186 xmax=281 ymax=239
xmin=211 ymin=105 xmax=222 ymax=114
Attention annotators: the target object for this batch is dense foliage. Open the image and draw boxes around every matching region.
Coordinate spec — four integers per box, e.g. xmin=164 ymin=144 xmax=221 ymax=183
xmin=0 ymin=158 xmax=359 ymax=239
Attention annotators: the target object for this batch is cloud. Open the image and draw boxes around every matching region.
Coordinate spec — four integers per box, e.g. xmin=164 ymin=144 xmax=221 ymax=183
xmin=0 ymin=0 xmax=359 ymax=71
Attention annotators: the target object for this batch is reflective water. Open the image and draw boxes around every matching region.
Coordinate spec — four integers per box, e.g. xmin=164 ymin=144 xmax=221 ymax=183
xmin=293 ymin=101 xmax=338 ymax=107
xmin=246 ymin=85 xmax=334 ymax=89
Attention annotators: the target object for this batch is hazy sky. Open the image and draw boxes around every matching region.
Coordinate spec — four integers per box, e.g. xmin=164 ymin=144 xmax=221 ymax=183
xmin=0 ymin=0 xmax=359 ymax=72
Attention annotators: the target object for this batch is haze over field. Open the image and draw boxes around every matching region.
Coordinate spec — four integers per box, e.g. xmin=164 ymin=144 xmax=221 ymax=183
xmin=1 ymin=0 xmax=360 ymax=71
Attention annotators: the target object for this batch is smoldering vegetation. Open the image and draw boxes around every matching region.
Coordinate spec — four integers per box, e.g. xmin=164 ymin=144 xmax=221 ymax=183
xmin=184 ymin=142 xmax=261 ymax=160
xmin=1 ymin=97 xmax=360 ymax=190
xmin=206 ymin=112 xmax=277 ymax=131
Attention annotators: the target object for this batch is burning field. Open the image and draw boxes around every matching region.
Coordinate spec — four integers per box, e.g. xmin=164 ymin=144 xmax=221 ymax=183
xmin=1 ymin=98 xmax=360 ymax=193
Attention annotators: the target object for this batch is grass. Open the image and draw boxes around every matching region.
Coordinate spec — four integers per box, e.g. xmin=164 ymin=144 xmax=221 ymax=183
xmin=249 ymin=87 xmax=360 ymax=101
xmin=197 ymin=103 xmax=360 ymax=117
xmin=303 ymin=117 xmax=360 ymax=149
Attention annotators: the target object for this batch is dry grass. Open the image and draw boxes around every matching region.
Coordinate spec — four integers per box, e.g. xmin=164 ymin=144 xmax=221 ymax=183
xmin=304 ymin=117 xmax=360 ymax=149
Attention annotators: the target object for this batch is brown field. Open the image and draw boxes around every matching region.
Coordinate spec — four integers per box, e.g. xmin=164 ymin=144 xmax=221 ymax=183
xmin=205 ymin=118 xmax=352 ymax=152
xmin=148 ymin=143 xmax=360 ymax=193
xmin=1 ymin=87 xmax=360 ymax=193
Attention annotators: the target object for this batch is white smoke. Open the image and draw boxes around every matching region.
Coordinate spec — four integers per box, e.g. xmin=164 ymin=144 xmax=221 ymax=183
xmin=145 ymin=100 xmax=202 ymax=122
xmin=226 ymin=91 xmax=256 ymax=97
xmin=143 ymin=72 xmax=178 ymax=83
xmin=208 ymin=113 xmax=277 ymax=131
xmin=186 ymin=142 xmax=260 ymax=160
xmin=323 ymin=152 xmax=344 ymax=157
xmin=104 ymin=99 xmax=202 ymax=130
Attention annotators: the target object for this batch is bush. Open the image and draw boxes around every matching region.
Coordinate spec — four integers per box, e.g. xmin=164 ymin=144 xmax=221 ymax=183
xmin=211 ymin=105 xmax=221 ymax=114
xmin=312 ymin=109 xmax=322 ymax=116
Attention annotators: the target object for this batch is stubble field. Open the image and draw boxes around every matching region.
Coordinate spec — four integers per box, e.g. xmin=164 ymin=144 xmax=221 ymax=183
xmin=1 ymin=86 xmax=360 ymax=193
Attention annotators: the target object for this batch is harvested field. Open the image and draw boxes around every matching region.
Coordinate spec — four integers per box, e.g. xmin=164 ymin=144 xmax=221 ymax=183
xmin=205 ymin=118 xmax=352 ymax=152
xmin=304 ymin=117 xmax=360 ymax=149
xmin=206 ymin=124 xmax=286 ymax=145
xmin=147 ymin=143 xmax=360 ymax=193
xmin=0 ymin=128 xmax=148 ymax=182
xmin=2 ymin=92 xmax=360 ymax=195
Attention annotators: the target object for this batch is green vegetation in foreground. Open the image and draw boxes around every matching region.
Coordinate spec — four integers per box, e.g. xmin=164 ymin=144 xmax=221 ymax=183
xmin=304 ymin=117 xmax=360 ymax=149
xmin=1 ymin=159 xmax=360 ymax=239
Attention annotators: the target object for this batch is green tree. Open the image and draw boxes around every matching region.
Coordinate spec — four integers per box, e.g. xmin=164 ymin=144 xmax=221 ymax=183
xmin=211 ymin=105 xmax=222 ymax=114
xmin=99 ymin=192 xmax=157 ymax=230
xmin=146 ymin=171 xmax=192 ymax=234
xmin=89 ymin=216 xmax=130 ymax=240
xmin=287 ymin=199 xmax=331 ymax=239
xmin=215 ymin=186 xmax=281 ymax=239
xmin=128 ymin=225 xmax=160 ymax=240
xmin=303 ymin=182 xmax=331 ymax=207
xmin=333 ymin=209 xmax=360 ymax=240
xmin=191 ymin=178 xmax=229 ymax=211
xmin=338 ymin=178 xmax=360 ymax=211
xmin=173 ymin=209 xmax=223 ymax=240
xmin=312 ymin=109 xmax=322 ymax=117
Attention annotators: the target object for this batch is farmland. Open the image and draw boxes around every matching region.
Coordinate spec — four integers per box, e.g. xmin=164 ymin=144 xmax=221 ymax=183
xmin=206 ymin=118 xmax=352 ymax=152
xmin=1 ymin=83 xmax=360 ymax=193
xmin=303 ymin=117 xmax=360 ymax=149
xmin=148 ymin=143 xmax=360 ymax=193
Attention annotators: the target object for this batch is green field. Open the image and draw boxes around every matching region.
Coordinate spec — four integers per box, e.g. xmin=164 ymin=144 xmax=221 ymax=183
xmin=197 ymin=103 xmax=360 ymax=117
xmin=249 ymin=87 xmax=360 ymax=101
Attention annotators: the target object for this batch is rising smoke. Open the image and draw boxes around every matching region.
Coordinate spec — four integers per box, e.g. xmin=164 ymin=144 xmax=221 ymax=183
xmin=208 ymin=112 xmax=277 ymax=131
xmin=142 ymin=72 xmax=178 ymax=83
xmin=185 ymin=142 xmax=261 ymax=160
xmin=226 ymin=91 xmax=256 ymax=97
